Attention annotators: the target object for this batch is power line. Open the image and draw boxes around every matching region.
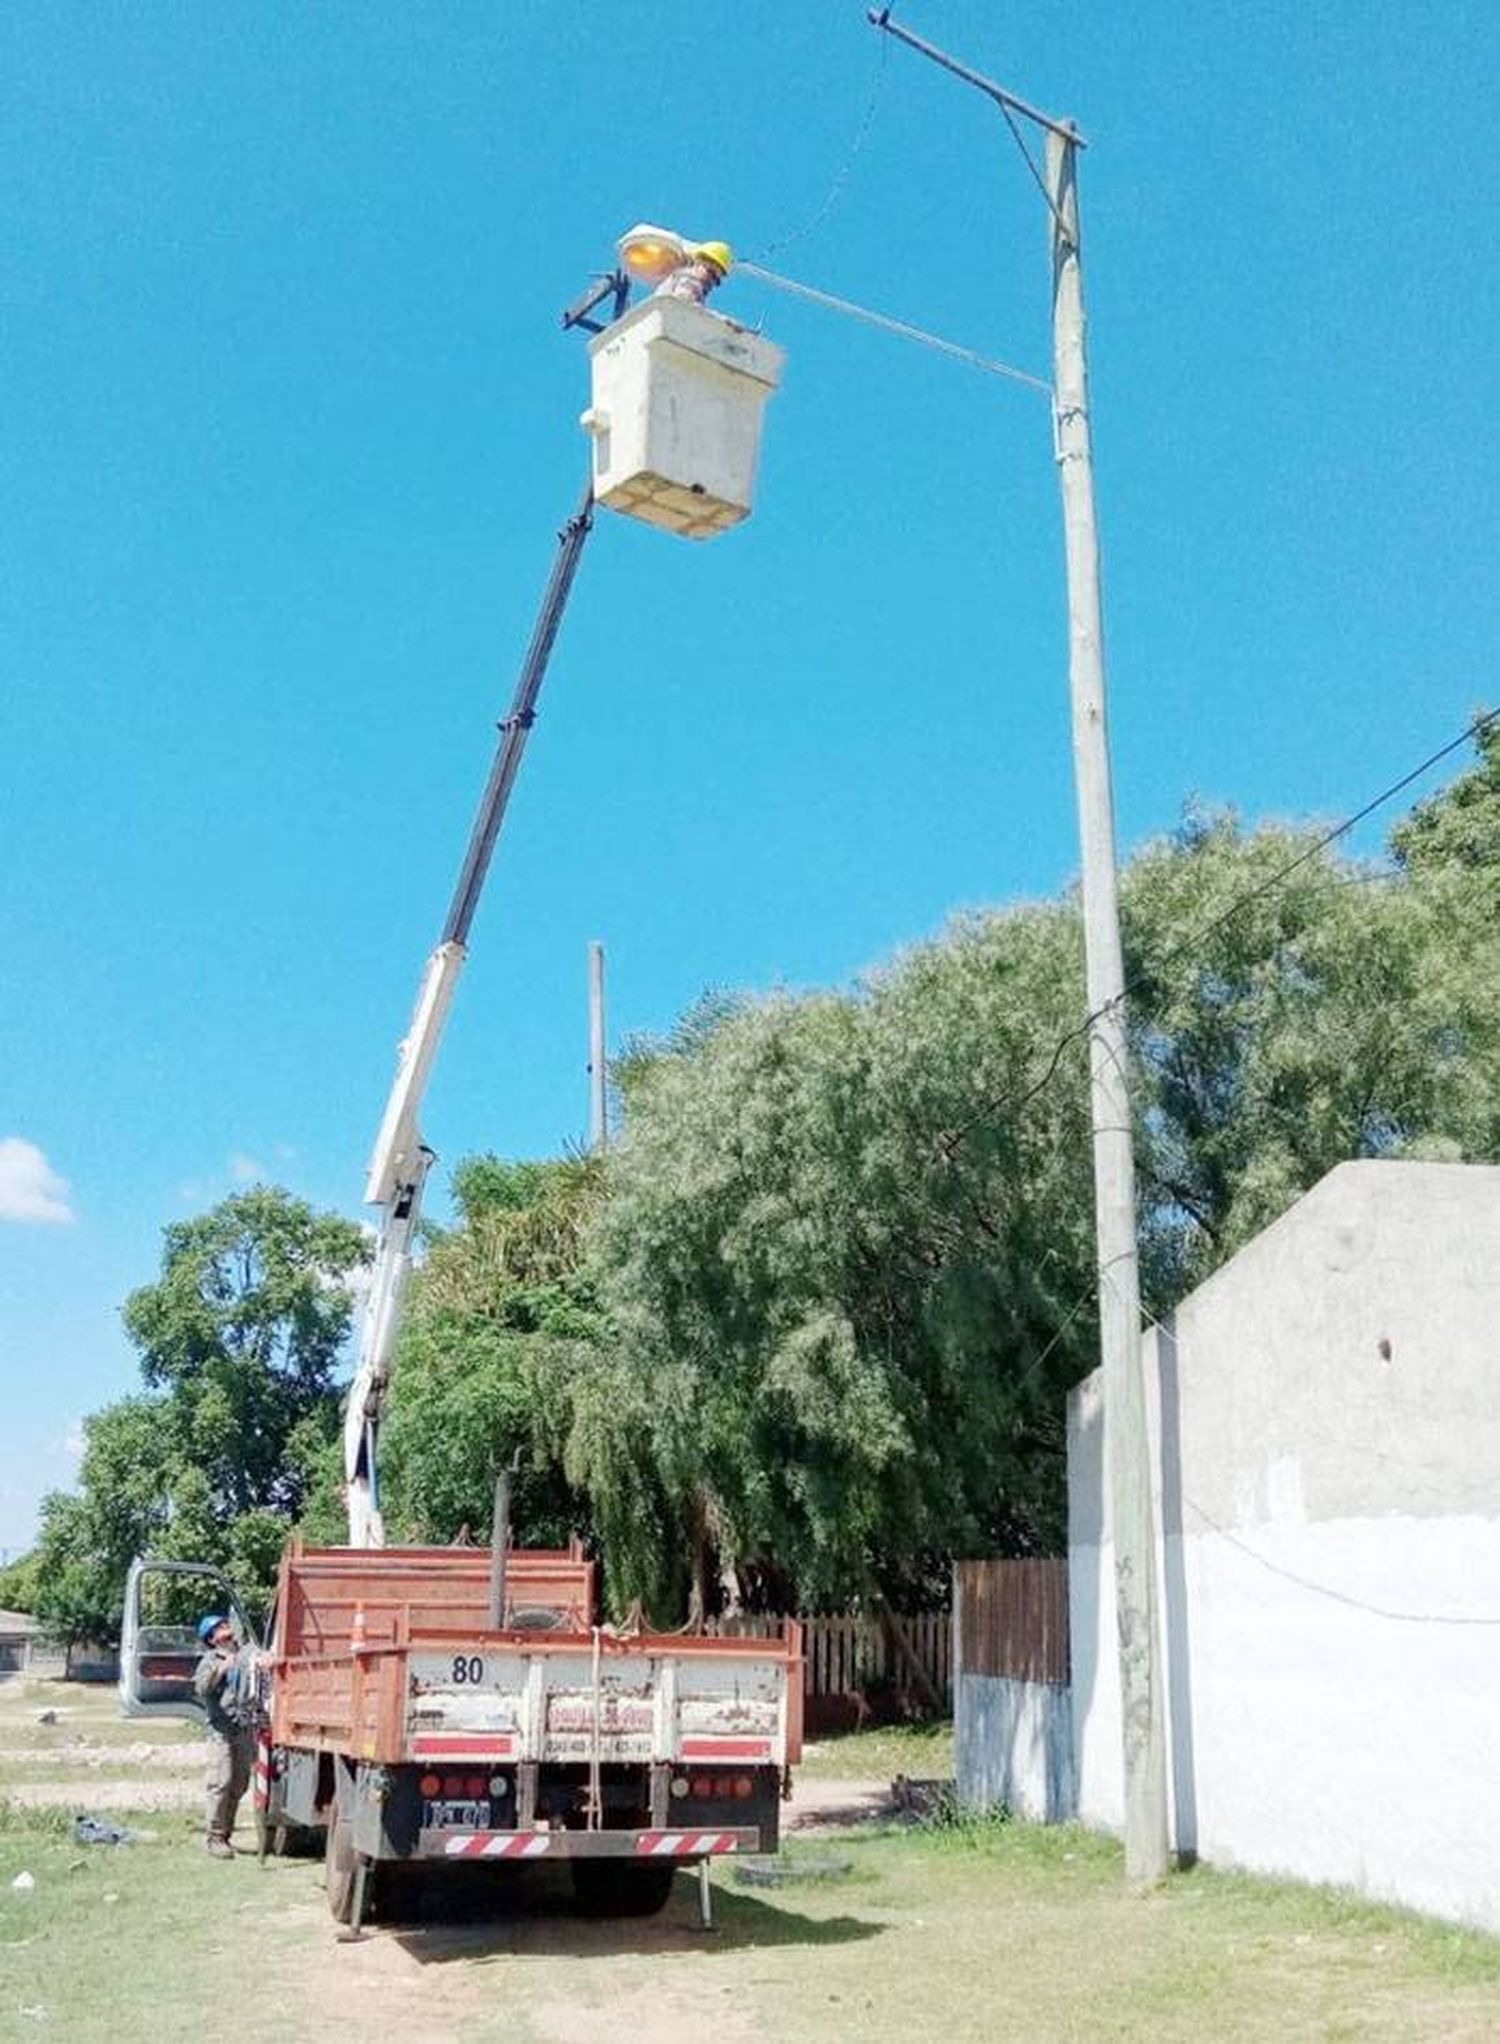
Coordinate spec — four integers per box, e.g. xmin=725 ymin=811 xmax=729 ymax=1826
xmin=751 ymin=38 xmax=890 ymax=265
xmin=1144 ymin=706 xmax=1500 ymax=991
xmin=736 ymin=259 xmax=1053 ymax=398
xmin=1098 ymin=1272 xmax=1500 ymax=1629
xmin=940 ymin=704 xmax=1500 ymax=1152
xmin=1181 ymin=1498 xmax=1500 ymax=1626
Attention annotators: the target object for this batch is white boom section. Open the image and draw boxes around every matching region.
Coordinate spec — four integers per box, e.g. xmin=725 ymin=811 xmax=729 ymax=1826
xmin=338 ymin=476 xmax=599 ymax=1549
xmin=344 ymin=940 xmax=465 ymax=1548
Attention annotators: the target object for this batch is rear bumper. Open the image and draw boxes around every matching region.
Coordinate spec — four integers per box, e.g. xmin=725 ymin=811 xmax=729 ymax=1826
xmin=423 ymin=1825 xmax=760 ymax=1862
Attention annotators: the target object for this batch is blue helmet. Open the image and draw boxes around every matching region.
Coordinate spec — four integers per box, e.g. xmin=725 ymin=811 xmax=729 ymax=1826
xmin=197 ymin=1613 xmax=228 ymax=1642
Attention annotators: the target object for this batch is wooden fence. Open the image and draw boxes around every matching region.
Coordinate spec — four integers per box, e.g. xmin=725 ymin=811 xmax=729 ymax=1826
xmin=954 ymin=1557 xmax=1069 ymax=1684
xmin=711 ymin=1608 xmax=953 ymax=1715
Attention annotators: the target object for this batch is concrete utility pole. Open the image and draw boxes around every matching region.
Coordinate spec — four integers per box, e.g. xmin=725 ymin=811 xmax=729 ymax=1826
xmin=588 ymin=939 xmax=608 ymax=1151
xmin=871 ymin=7 xmax=1169 ymax=1884
xmin=1046 ymin=129 xmax=1168 ymax=1885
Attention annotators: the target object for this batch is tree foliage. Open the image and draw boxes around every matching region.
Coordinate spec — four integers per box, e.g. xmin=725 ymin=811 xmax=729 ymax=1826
xmin=1124 ymin=803 xmax=1498 ymax=1289
xmin=580 ymin=910 xmax=1097 ymax=1613
xmin=29 ymin=1189 xmax=366 ymax=1639
xmin=28 ymin=735 xmax=1497 ymax=1636
xmin=381 ymin=735 xmax=1498 ymax=1618
xmin=377 ymin=1157 xmax=602 ymax=1553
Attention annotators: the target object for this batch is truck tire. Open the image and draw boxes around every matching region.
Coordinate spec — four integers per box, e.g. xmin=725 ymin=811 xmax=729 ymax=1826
xmin=570 ymin=1859 xmax=676 ymax=1918
xmin=324 ymin=1802 xmax=358 ymax=1924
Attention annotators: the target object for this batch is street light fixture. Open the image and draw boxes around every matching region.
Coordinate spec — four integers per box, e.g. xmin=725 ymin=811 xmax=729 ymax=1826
xmin=870 ymin=7 xmax=1170 ymax=1886
xmin=617 ymin=223 xmax=693 ymax=284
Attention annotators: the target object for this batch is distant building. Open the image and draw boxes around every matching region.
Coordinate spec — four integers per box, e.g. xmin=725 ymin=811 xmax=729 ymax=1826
xmin=0 ymin=1608 xmax=40 ymax=1675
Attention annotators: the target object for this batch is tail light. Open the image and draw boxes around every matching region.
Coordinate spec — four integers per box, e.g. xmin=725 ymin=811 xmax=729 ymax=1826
xmin=419 ymin=1773 xmax=441 ymax=1798
xmin=733 ymin=1775 xmax=754 ymax=1800
xmin=691 ymin=1775 xmax=712 ymax=1800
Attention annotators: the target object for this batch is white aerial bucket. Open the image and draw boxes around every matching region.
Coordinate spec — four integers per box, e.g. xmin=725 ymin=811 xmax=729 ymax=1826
xmin=582 ymin=296 xmax=784 ymax=540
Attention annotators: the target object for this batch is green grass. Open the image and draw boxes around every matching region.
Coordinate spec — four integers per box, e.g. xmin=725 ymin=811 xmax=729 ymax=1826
xmin=0 ymin=1803 xmax=317 ymax=2044
xmin=4 ymin=1726 xmax=1500 ymax=2044
xmin=796 ymin=1719 xmax=955 ymax=1781
xmin=702 ymin=1819 xmax=1500 ymax=2044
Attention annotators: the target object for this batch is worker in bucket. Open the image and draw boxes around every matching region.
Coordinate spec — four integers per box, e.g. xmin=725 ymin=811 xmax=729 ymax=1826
xmin=194 ymin=1612 xmax=254 ymax=1858
xmin=655 ymin=239 xmax=733 ymax=305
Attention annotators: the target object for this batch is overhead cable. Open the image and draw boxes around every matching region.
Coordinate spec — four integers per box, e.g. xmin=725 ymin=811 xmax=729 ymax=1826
xmin=736 ymin=259 xmax=1053 ymax=398
xmin=940 ymin=704 xmax=1500 ymax=1151
xmin=751 ymin=39 xmax=890 ymax=265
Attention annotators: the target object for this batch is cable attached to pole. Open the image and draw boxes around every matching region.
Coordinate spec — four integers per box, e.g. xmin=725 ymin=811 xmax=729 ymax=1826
xmin=736 ymin=259 xmax=1053 ymax=398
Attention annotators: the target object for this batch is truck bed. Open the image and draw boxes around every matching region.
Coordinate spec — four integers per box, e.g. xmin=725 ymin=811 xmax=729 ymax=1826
xmin=268 ymin=1540 xmax=803 ymax=1772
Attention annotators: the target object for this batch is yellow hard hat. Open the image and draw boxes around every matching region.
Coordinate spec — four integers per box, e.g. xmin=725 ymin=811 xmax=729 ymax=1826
xmin=692 ymin=240 xmax=734 ymax=276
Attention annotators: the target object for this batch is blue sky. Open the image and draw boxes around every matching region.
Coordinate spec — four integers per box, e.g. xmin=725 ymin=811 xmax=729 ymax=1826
xmin=2 ymin=1 xmax=1496 ymax=1555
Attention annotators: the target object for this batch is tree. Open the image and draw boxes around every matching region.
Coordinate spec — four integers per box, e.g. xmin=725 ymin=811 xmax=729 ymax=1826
xmin=122 ymin=1187 xmax=366 ymax=1520
xmin=378 ymin=1157 xmax=602 ymax=1551
xmin=1391 ymin=714 xmax=1500 ymax=883
xmin=585 ymin=905 xmax=1098 ymax=1614
xmin=29 ymin=1188 xmax=366 ymax=1640
xmin=260 ymin=738 xmax=1500 ymax=1624
xmin=577 ymin=757 xmax=1500 ymax=1611
xmin=1124 ymin=794 xmax=1500 ymax=1292
xmin=0 ymin=1548 xmax=44 ymax=1618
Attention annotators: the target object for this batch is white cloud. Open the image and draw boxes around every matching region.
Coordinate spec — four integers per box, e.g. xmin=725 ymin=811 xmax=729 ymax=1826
xmin=0 ymin=1137 xmax=76 ymax=1225
xmin=179 ymin=1147 xmax=299 ymax=1208
xmin=50 ymin=1420 xmax=85 ymax=1462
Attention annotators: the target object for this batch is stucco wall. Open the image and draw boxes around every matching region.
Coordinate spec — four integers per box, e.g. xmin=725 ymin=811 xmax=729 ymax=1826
xmin=1070 ymin=1161 xmax=1500 ymax=1932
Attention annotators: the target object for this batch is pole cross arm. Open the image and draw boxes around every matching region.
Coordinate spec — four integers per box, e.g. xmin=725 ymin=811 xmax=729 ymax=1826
xmin=868 ymin=8 xmax=1087 ymax=146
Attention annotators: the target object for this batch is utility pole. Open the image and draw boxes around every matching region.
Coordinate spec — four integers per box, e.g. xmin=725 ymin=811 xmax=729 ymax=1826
xmin=588 ymin=939 xmax=608 ymax=1151
xmin=1046 ymin=129 xmax=1168 ymax=1885
xmin=872 ymin=7 xmax=1169 ymax=1883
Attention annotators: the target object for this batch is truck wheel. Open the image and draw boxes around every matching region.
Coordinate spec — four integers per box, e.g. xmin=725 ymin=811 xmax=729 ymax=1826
xmin=324 ymin=1804 xmax=357 ymax=1924
xmin=571 ymin=1859 xmax=676 ymax=1918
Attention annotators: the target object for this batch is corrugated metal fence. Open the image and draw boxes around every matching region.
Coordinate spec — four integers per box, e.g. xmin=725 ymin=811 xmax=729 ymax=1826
xmin=954 ymin=1558 xmax=1069 ymax=1683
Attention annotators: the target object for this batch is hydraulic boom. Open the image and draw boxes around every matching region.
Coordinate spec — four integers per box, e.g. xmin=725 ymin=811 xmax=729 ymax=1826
xmin=344 ymin=479 xmax=596 ymax=1546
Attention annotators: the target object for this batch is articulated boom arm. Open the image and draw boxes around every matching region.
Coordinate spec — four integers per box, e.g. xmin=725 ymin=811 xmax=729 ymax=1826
xmin=344 ymin=480 xmax=596 ymax=1547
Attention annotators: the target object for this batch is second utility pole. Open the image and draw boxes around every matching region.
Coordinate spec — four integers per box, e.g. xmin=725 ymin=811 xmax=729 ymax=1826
xmin=588 ymin=939 xmax=608 ymax=1151
xmin=1047 ymin=128 xmax=1168 ymax=1885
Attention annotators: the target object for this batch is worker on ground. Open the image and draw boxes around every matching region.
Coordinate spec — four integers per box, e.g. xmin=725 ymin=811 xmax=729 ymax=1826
xmin=194 ymin=1612 xmax=253 ymax=1859
xmin=655 ymin=240 xmax=733 ymax=305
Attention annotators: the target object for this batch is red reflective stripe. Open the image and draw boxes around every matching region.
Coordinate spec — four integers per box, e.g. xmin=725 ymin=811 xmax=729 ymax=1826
xmin=635 ymin=1831 xmax=738 ymax=1856
xmin=410 ymin=1734 xmax=516 ymax=1756
xmin=678 ymin=1737 xmax=772 ymax=1760
xmin=443 ymin=1833 xmax=549 ymax=1859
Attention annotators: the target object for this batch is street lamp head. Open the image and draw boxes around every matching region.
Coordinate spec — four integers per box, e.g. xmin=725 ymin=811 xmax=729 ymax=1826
xmin=617 ymin=223 xmax=692 ymax=284
xmin=617 ymin=224 xmax=735 ymax=286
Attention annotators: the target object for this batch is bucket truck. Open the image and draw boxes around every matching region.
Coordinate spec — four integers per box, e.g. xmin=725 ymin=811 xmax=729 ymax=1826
xmin=118 ymin=251 xmax=798 ymax=1927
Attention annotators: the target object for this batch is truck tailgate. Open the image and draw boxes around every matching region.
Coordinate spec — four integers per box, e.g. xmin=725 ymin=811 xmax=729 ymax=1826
xmin=404 ymin=1634 xmax=794 ymax=1767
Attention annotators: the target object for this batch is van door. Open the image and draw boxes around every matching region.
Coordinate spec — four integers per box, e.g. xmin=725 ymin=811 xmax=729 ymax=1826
xmin=118 ymin=1557 xmax=256 ymax=1721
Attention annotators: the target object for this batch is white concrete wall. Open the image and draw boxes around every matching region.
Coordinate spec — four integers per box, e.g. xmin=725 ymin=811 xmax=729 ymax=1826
xmin=1070 ymin=1161 xmax=1500 ymax=1933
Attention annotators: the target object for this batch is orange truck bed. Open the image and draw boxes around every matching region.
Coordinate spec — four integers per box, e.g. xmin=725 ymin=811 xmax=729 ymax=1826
xmin=268 ymin=1539 xmax=804 ymax=1771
